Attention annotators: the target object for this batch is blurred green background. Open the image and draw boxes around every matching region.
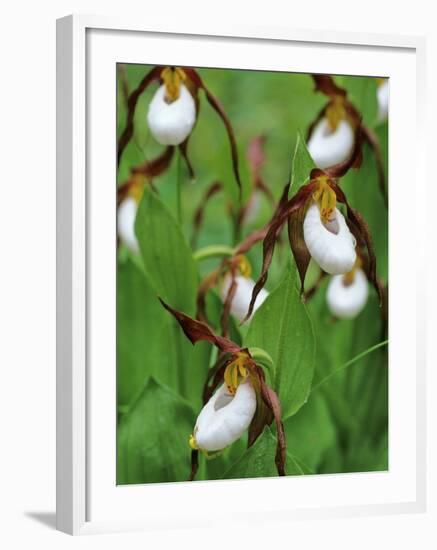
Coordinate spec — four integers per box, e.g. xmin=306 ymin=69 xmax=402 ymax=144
xmin=116 ymin=65 xmax=388 ymax=484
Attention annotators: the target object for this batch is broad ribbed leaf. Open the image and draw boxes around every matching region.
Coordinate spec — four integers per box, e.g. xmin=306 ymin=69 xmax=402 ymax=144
xmin=135 ymin=186 xmax=198 ymax=314
xmin=245 ymin=267 xmax=315 ymax=420
xmin=223 ymin=427 xmax=307 ymax=479
xmin=117 ymin=378 xmax=196 ymax=484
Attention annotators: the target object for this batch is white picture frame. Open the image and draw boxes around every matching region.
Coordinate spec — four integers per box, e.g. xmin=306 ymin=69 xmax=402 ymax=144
xmin=56 ymin=14 xmax=427 ymax=535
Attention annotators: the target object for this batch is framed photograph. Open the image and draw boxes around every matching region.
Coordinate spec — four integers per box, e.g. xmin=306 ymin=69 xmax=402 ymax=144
xmin=56 ymin=15 xmax=426 ymax=535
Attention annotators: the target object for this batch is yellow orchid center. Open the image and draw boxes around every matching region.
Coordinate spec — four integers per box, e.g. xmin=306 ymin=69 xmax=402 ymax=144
xmin=161 ymin=67 xmax=186 ymax=103
xmin=342 ymin=257 xmax=362 ymax=286
xmin=224 ymin=352 xmax=250 ymax=395
xmin=235 ymin=254 xmax=252 ymax=278
xmin=127 ymin=173 xmax=146 ymax=204
xmin=312 ymin=177 xmax=337 ymax=224
xmin=189 ymin=433 xmax=198 ymax=450
xmin=325 ymin=96 xmax=346 ymax=131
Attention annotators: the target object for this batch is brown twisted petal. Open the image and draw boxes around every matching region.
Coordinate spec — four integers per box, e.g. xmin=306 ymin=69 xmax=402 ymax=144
xmin=329 ymin=180 xmax=383 ymax=305
xmin=312 ymin=74 xmax=347 ymax=98
xmin=287 ymin=198 xmax=312 ymax=296
xmin=249 ymin=364 xmax=286 ymax=476
xmin=131 ymin=145 xmax=175 ymax=178
xmin=178 ymin=137 xmax=196 ymax=180
xmin=243 ymin=181 xmax=317 ymax=322
xmin=117 ymin=146 xmax=175 ymax=207
xmin=159 ymin=298 xmax=241 ymax=354
xmin=183 ymin=68 xmax=242 ymax=194
xmin=117 ymin=66 xmax=163 ymax=166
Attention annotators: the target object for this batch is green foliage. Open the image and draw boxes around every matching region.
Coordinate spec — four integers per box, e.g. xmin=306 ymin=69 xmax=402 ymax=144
xmin=223 ymin=427 xmax=307 ymax=479
xmin=135 ymin=186 xmax=198 ymax=314
xmin=245 ymin=267 xmax=315 ymax=420
xmin=117 ymin=378 xmax=196 ymax=484
xmin=116 ymin=66 xmax=389 ymax=485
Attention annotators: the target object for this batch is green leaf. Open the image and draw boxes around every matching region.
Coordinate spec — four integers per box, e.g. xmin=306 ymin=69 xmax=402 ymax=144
xmin=245 ymin=267 xmax=316 ymax=420
xmin=117 ymin=378 xmax=196 ymax=484
xmin=290 ymin=131 xmax=315 ymax=194
xmin=135 ymin=185 xmax=198 ymax=315
xmin=117 ymin=258 xmax=211 ymax=408
xmin=284 ymin=393 xmax=336 ymax=471
xmin=222 ymin=428 xmax=279 ymax=479
xmin=222 ymin=428 xmax=309 ymax=479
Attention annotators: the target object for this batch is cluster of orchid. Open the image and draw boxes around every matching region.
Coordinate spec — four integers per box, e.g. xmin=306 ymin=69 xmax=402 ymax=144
xmin=117 ymin=66 xmax=388 ymax=480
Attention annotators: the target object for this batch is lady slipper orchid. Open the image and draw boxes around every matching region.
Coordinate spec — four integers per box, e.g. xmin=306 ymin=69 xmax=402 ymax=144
xmin=197 ymin=252 xmax=269 ymax=336
xmin=326 ymin=263 xmax=369 ymax=319
xmin=117 ymin=65 xmax=242 ymax=191
xmin=147 ymin=68 xmax=196 ymax=145
xmin=376 ymin=78 xmax=389 ymax=122
xmin=302 ymin=182 xmax=357 ymax=275
xmin=242 ymin=167 xmax=382 ymax=322
xmin=307 ymin=74 xmax=388 ymax=207
xmin=159 ymin=300 xmax=286 ymax=480
xmin=190 ymin=381 xmax=256 ymax=452
xmin=307 ymin=76 xmax=363 ymax=172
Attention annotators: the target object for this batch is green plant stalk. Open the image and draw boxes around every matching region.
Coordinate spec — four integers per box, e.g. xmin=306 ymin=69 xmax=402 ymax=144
xmin=311 ymin=339 xmax=388 ymax=394
xmin=176 ymin=148 xmax=182 ymax=224
xmin=193 ymin=244 xmax=235 ymax=262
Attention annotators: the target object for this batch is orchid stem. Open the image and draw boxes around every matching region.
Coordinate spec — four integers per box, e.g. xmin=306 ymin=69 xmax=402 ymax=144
xmin=311 ymin=339 xmax=388 ymax=394
xmin=176 ymin=147 xmax=183 ymax=224
xmin=193 ymin=244 xmax=235 ymax=262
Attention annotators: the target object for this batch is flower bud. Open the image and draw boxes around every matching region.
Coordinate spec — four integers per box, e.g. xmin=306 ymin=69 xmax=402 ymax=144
xmin=147 ymin=84 xmax=196 ymax=145
xmin=220 ymin=274 xmax=269 ymax=322
xmin=117 ymin=197 xmax=139 ymax=253
xmin=326 ymin=268 xmax=369 ymax=319
xmin=377 ymin=80 xmax=389 ymax=122
xmin=303 ymin=203 xmax=356 ymax=274
xmin=307 ymin=117 xmax=355 ymax=169
xmin=191 ymin=381 xmax=256 ymax=452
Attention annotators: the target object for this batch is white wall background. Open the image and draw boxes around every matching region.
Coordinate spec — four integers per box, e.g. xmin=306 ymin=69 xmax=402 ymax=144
xmin=0 ymin=1 xmax=434 ymax=548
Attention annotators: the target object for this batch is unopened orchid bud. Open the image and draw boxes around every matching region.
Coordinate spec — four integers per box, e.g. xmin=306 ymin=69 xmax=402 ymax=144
xmin=377 ymin=80 xmax=389 ymax=122
xmin=307 ymin=118 xmax=355 ymax=169
xmin=326 ymin=268 xmax=369 ymax=319
xmin=147 ymin=84 xmax=196 ymax=146
xmin=303 ymin=203 xmax=356 ymax=275
xmin=190 ymin=381 xmax=256 ymax=452
xmin=117 ymin=197 xmax=139 ymax=253
xmin=220 ymin=273 xmax=269 ymax=322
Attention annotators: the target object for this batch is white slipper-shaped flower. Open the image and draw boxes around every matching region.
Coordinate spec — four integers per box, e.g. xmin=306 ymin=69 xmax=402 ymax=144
xmin=191 ymin=381 xmax=256 ymax=452
xmin=147 ymin=83 xmax=196 ymax=146
xmin=307 ymin=117 xmax=355 ymax=169
xmin=326 ymin=268 xmax=369 ymax=319
xmin=117 ymin=196 xmax=140 ymax=253
xmin=377 ymin=80 xmax=389 ymax=122
xmin=220 ymin=273 xmax=269 ymax=322
xmin=303 ymin=203 xmax=356 ymax=275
